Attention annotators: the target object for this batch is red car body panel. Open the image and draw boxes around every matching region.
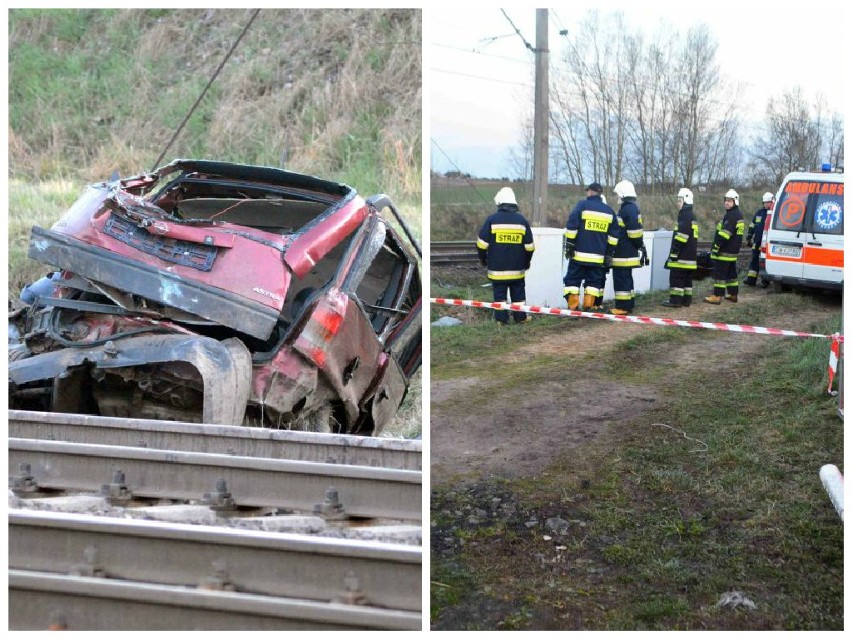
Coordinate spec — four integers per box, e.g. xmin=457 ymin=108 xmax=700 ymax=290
xmin=10 ymin=160 xmax=421 ymax=435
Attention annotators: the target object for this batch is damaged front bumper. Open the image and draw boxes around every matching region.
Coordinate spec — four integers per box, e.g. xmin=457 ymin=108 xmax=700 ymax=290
xmin=9 ymin=334 xmax=252 ymax=426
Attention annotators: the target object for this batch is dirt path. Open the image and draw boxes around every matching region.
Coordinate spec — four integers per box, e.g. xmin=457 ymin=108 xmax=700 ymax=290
xmin=431 ymin=287 xmax=839 ymax=484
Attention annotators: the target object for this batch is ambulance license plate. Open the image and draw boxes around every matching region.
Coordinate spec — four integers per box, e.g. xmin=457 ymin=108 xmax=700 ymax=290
xmin=770 ymin=244 xmax=801 ymax=258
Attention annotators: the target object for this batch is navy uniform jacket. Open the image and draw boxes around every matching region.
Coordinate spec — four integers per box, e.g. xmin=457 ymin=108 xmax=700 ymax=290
xmin=712 ymin=206 xmax=744 ymax=262
xmin=564 ymin=195 xmax=618 ymax=265
xmin=476 ymin=204 xmax=535 ymax=280
xmin=665 ymin=205 xmax=699 ymax=270
xmin=612 ymin=198 xmax=644 ymax=268
xmin=746 ymin=207 xmax=768 ymax=248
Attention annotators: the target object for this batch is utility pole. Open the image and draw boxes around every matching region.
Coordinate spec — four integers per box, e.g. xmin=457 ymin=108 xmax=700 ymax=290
xmin=532 ymin=9 xmax=549 ymax=226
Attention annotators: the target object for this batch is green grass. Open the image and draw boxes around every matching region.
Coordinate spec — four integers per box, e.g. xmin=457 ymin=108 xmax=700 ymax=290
xmin=431 ymin=288 xmax=843 ymax=630
xmin=8 ymin=179 xmax=84 ymax=297
xmin=10 ymin=9 xmax=421 ymax=202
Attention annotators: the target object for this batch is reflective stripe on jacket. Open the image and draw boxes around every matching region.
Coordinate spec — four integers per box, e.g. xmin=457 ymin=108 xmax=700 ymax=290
xmin=477 ymin=204 xmax=535 ymax=280
xmin=613 ymin=198 xmax=644 ymax=268
xmin=746 ymin=207 xmax=767 ymax=247
xmin=564 ymin=195 xmax=618 ymax=265
xmin=712 ymin=206 xmax=744 ymax=261
xmin=666 ymin=204 xmax=699 ymax=270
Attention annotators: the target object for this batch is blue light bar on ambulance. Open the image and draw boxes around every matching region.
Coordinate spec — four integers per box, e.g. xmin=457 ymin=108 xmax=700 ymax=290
xmin=822 ymin=163 xmax=832 ymax=172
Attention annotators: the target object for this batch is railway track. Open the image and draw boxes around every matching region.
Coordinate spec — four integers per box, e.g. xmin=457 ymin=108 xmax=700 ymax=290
xmin=9 ymin=410 xmax=421 ymax=471
xmin=431 ymin=240 xmax=481 ymax=266
xmin=8 ymin=410 xmax=422 ymax=630
xmin=431 ymin=240 xmax=750 ymax=267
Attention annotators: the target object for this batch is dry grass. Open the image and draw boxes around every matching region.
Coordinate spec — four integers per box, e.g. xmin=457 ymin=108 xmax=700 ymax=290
xmin=9 ymin=9 xmax=421 ymax=201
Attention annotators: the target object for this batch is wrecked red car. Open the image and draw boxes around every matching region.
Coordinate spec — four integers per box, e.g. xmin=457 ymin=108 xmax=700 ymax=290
xmin=9 ymin=159 xmax=421 ymax=436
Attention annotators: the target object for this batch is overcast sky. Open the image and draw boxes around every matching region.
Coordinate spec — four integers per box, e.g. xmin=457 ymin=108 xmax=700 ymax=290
xmin=429 ymin=2 xmax=848 ymax=179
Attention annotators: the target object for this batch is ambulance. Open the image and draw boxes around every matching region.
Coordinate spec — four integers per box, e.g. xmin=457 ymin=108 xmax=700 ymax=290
xmin=760 ymin=165 xmax=843 ymax=291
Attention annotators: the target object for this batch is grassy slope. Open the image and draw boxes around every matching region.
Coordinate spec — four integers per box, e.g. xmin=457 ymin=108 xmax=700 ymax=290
xmin=430 ymin=276 xmax=843 ymax=630
xmin=9 ymin=9 xmax=421 ymax=199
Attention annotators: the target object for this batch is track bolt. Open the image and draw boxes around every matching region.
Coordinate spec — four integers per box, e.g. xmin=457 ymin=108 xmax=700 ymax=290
xmin=10 ymin=462 xmax=38 ymax=493
xmin=202 ymin=478 xmax=236 ymax=512
xmin=100 ymin=469 xmax=132 ymax=504
xmin=337 ymin=570 xmax=368 ymax=605
xmin=313 ymin=486 xmax=346 ymax=520
xmin=71 ymin=545 xmax=105 ymax=578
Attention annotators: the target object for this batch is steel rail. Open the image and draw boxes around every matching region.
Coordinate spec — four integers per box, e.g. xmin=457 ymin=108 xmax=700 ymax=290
xmin=10 ymin=438 xmax=421 ymax=521
xmin=9 ymin=410 xmax=421 ymax=471
xmin=9 ymin=509 xmax=420 ymax=611
xmin=10 ymin=570 xmax=421 ymax=630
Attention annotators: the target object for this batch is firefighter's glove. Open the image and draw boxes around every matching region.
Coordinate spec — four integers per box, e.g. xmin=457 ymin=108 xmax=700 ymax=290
xmin=564 ymin=240 xmax=576 ymax=260
xmin=745 ymin=239 xmax=753 ymax=248
xmin=604 ymin=254 xmax=613 ymax=270
xmin=639 ymin=245 xmax=650 ymax=266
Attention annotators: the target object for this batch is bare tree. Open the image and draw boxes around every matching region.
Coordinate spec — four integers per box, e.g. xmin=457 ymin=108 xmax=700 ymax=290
xmin=551 ymin=11 xmax=630 ymax=186
xmin=549 ymin=86 xmax=586 ymax=185
xmin=507 ymin=111 xmax=534 ymax=181
xmin=824 ymin=112 xmax=844 ymax=169
xmin=752 ymin=87 xmax=824 ymax=183
xmin=543 ymin=11 xmax=844 ymax=191
xmin=626 ymin=26 xmax=678 ymax=193
xmin=549 ymin=13 xmax=738 ymax=190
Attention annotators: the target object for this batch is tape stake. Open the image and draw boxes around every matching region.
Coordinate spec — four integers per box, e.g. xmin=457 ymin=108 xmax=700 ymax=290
xmin=827 ymin=336 xmax=841 ymax=394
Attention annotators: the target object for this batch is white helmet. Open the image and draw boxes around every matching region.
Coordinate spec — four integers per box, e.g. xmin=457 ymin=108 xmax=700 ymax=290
xmin=724 ymin=189 xmax=739 ymax=206
xmin=494 ymin=187 xmax=517 ymax=206
xmin=601 ymin=194 xmax=607 ymax=204
xmin=613 ymin=180 xmax=636 ymax=199
xmin=762 ymin=192 xmax=775 ymax=203
xmin=677 ymin=187 xmax=693 ymax=206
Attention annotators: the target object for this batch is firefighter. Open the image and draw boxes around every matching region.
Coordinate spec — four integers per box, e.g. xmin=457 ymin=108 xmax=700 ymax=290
xmin=662 ymin=188 xmax=699 ymax=307
xmin=476 ymin=187 xmax=536 ymax=324
xmin=563 ymin=182 xmax=618 ymax=311
xmin=705 ymin=189 xmax=745 ymax=304
xmin=743 ymin=192 xmax=774 ymax=287
xmin=608 ymin=180 xmax=648 ymax=315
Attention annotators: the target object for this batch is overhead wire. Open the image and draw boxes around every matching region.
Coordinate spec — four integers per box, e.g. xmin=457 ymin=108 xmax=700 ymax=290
xmin=152 ymin=9 xmax=260 ymax=170
xmin=431 ymin=42 xmax=532 ymax=66
xmin=500 ymin=9 xmax=536 ymax=52
xmin=432 ymin=67 xmax=533 ymax=88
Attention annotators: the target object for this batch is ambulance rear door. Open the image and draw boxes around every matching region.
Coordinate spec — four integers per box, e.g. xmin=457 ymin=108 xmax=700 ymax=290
xmin=802 ymin=186 xmax=843 ymax=285
xmin=766 ymin=173 xmax=843 ymax=288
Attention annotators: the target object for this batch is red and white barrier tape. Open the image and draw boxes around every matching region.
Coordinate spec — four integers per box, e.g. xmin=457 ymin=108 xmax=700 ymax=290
xmin=432 ymin=297 xmax=843 ymax=395
xmin=431 ymin=297 xmax=844 ymax=342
